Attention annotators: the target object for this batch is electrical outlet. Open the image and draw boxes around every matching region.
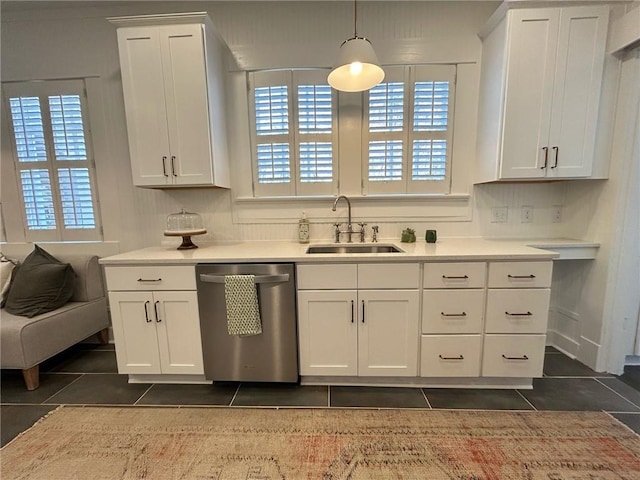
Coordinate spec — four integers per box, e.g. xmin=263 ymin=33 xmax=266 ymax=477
xmin=491 ymin=206 xmax=508 ymax=223
xmin=552 ymin=205 xmax=562 ymax=223
xmin=521 ymin=205 xmax=533 ymax=223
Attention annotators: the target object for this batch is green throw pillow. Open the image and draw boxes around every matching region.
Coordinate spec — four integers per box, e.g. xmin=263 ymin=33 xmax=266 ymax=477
xmin=4 ymin=245 xmax=76 ymax=318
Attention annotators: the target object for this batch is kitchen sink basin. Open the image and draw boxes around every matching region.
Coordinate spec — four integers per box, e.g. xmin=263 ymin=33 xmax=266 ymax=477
xmin=306 ymin=244 xmax=404 ymax=254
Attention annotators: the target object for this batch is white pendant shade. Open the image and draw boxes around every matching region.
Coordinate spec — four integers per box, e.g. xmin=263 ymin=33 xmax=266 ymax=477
xmin=327 ymin=37 xmax=385 ymax=92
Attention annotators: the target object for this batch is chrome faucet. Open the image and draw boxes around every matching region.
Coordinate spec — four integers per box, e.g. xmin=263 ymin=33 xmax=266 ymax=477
xmin=332 ymin=195 xmax=355 ymax=243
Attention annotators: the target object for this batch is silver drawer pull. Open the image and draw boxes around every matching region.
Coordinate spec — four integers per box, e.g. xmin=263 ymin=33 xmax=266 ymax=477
xmin=199 ymin=273 xmax=289 ymax=285
xmin=507 ymin=274 xmax=536 ymax=279
xmin=505 ymin=311 xmax=533 ymax=317
xmin=439 ymin=354 xmax=464 ymax=360
xmin=442 ymin=275 xmax=469 ymax=279
xmin=502 ymin=354 xmax=529 ymax=360
xmin=441 ymin=312 xmax=467 ymax=317
xmin=137 ymin=278 xmax=162 ymax=282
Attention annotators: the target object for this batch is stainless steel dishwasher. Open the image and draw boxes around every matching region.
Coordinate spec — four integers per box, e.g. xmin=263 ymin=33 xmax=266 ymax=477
xmin=196 ymin=263 xmax=298 ymax=382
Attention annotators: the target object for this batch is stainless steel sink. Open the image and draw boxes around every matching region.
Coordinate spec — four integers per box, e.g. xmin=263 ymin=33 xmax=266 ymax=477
xmin=306 ymin=244 xmax=404 ymax=254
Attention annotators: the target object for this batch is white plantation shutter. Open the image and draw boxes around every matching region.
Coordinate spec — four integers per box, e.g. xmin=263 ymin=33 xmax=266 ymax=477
xmin=9 ymin=97 xmax=47 ymax=162
xmin=49 ymin=95 xmax=88 ymax=161
xmin=3 ymin=80 xmax=101 ymax=241
xmin=20 ymin=169 xmax=56 ymax=230
xmin=363 ymin=68 xmax=409 ymax=194
xmin=295 ymin=76 xmax=336 ymax=194
xmin=363 ymin=65 xmax=455 ymax=195
xmin=250 ymin=70 xmax=336 ymax=197
xmin=407 ymin=66 xmax=455 ymax=193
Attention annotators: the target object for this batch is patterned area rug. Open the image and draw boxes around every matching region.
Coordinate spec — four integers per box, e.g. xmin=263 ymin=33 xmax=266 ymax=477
xmin=3 ymin=406 xmax=640 ymax=479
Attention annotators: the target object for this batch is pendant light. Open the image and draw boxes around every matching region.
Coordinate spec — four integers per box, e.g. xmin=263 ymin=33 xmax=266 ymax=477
xmin=327 ymin=0 xmax=384 ymax=92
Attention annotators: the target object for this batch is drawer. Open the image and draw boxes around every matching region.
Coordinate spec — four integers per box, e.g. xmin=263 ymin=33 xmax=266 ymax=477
xmin=482 ymin=334 xmax=546 ymax=378
xmin=105 ymin=266 xmax=196 ymax=291
xmin=488 ymin=261 xmax=552 ymax=288
xmin=420 ymin=335 xmax=482 ymax=377
xmin=423 ymin=262 xmax=486 ymax=289
xmin=422 ymin=290 xmax=484 ymax=334
xmin=485 ymin=289 xmax=551 ymax=334
xmin=297 ymin=264 xmax=357 ymax=289
xmin=358 ymin=263 xmax=419 ymax=289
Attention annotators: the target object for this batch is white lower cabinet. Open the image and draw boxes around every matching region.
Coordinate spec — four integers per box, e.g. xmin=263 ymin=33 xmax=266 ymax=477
xmin=482 ymin=261 xmax=553 ymax=378
xmin=482 ymin=334 xmax=546 ymax=377
xmin=297 ymin=290 xmax=358 ymax=376
xmin=109 ymin=291 xmax=204 ymax=375
xmin=104 ymin=265 xmax=204 ymax=377
xmin=420 ymin=335 xmax=482 ymax=377
xmin=421 ymin=262 xmax=487 ymax=378
xmin=297 ymin=263 xmax=420 ymax=377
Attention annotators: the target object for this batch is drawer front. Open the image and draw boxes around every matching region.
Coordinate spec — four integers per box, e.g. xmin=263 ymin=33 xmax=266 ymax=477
xmin=423 ymin=262 xmax=486 ymax=289
xmin=485 ymin=289 xmax=551 ymax=334
xmin=420 ymin=335 xmax=482 ymax=377
xmin=482 ymin=334 xmax=546 ymax=377
xmin=105 ymin=266 xmax=196 ymax=291
xmin=488 ymin=261 xmax=552 ymax=288
xmin=422 ymin=290 xmax=484 ymax=334
xmin=358 ymin=263 xmax=419 ymax=289
xmin=297 ymin=264 xmax=357 ymax=290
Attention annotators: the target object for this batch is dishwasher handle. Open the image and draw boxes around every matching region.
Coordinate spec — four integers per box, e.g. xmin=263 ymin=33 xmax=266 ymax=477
xmin=199 ymin=273 xmax=290 ymax=285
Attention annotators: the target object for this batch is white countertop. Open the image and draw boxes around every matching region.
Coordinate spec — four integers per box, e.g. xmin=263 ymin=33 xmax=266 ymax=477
xmin=99 ymin=237 xmax=599 ymax=265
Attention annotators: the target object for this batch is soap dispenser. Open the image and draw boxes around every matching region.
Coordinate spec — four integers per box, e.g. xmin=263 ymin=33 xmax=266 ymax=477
xmin=298 ymin=211 xmax=310 ymax=244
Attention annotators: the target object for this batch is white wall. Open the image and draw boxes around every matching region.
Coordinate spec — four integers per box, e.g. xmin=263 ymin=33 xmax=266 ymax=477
xmin=1 ymin=0 xmax=573 ymax=255
xmin=2 ymin=1 xmax=634 ymax=372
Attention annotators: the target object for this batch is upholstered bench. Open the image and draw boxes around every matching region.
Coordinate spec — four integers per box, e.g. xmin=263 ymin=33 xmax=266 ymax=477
xmin=0 ymin=254 xmax=110 ymax=390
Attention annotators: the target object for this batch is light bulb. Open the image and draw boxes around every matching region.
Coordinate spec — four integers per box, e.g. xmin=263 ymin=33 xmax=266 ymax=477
xmin=349 ymin=61 xmax=363 ymax=76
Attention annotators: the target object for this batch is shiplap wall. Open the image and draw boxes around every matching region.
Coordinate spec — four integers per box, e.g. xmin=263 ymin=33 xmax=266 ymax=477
xmin=1 ymin=1 xmax=570 ymax=253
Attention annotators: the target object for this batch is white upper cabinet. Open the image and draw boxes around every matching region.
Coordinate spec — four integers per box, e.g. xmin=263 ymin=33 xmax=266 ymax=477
xmin=476 ymin=6 xmax=609 ymax=182
xmin=110 ymin=13 xmax=230 ymax=188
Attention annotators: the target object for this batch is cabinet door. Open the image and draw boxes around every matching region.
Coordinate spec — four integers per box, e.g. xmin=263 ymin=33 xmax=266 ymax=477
xmin=297 ymin=290 xmax=358 ymax=376
xmin=154 ymin=291 xmax=204 ymax=375
xmin=358 ymin=290 xmax=419 ymax=377
xmin=547 ymin=6 xmax=608 ymax=178
xmin=116 ymin=27 xmax=172 ymax=186
xmin=108 ymin=291 xmax=161 ymax=374
xmin=160 ymin=24 xmax=214 ymax=186
xmin=501 ymin=9 xmax=559 ymax=179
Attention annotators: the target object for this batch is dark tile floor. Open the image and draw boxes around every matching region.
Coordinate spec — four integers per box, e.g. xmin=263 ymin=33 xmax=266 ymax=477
xmin=2 ymin=344 xmax=640 ymax=447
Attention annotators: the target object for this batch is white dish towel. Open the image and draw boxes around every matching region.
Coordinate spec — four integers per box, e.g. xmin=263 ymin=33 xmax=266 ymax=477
xmin=224 ymin=274 xmax=263 ymax=336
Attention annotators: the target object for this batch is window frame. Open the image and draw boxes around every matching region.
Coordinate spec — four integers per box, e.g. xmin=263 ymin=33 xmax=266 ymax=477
xmin=248 ymin=69 xmax=338 ymax=197
xmin=2 ymin=79 xmax=102 ymax=242
xmin=362 ymin=65 xmax=456 ymax=195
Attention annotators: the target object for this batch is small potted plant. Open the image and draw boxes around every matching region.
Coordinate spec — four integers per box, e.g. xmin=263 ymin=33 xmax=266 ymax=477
xmin=401 ymin=228 xmax=416 ymax=243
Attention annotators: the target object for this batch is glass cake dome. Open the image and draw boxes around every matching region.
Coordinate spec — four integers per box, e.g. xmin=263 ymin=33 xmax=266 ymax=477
xmin=164 ymin=209 xmax=206 ymax=250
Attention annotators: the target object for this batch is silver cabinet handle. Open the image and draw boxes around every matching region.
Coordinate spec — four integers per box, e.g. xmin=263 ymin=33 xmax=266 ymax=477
xmin=144 ymin=301 xmax=152 ymax=323
xmin=439 ymin=354 xmax=464 ymax=360
xmin=154 ymin=301 xmax=161 ymax=322
xmin=507 ymin=274 xmax=536 ymax=279
xmin=138 ymin=278 xmax=162 ymax=282
xmin=551 ymin=146 xmax=559 ymax=169
xmin=171 ymin=156 xmax=177 ymax=176
xmin=505 ymin=311 xmax=533 ymax=316
xmin=442 ymin=275 xmax=469 ymax=279
xmin=441 ymin=312 xmax=467 ymax=317
xmin=541 ymin=146 xmax=549 ymax=169
xmin=502 ymin=354 xmax=529 ymax=360
xmin=162 ymin=156 xmax=168 ymax=177
xmin=199 ymin=273 xmax=290 ymax=284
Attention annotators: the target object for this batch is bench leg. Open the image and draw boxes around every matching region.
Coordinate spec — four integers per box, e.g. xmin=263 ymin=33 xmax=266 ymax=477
xmin=97 ymin=327 xmax=109 ymax=345
xmin=22 ymin=365 xmax=39 ymax=391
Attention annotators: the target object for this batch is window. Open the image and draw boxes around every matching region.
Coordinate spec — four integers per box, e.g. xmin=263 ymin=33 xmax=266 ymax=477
xmin=249 ymin=70 xmax=338 ymax=197
xmin=363 ymin=65 xmax=456 ymax=195
xmin=3 ymin=79 xmax=101 ymax=241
